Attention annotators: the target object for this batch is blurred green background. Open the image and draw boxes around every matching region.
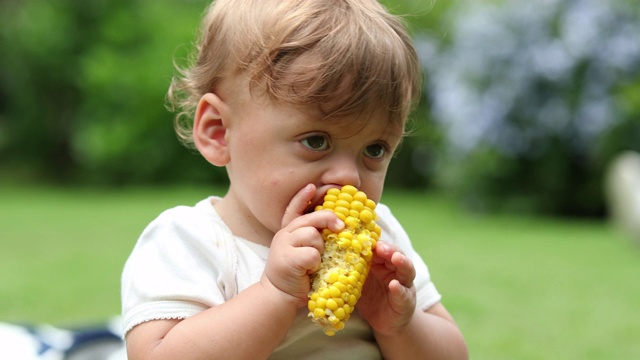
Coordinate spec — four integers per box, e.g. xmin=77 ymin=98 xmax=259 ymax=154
xmin=1 ymin=0 xmax=639 ymax=358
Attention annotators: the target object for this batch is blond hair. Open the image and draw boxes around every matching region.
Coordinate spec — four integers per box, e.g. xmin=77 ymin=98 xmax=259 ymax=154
xmin=168 ymin=0 xmax=421 ymax=146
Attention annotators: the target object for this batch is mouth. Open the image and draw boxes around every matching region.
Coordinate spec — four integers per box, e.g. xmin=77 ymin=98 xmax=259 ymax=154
xmin=305 ymin=196 xmax=324 ymax=214
xmin=304 ymin=185 xmax=341 ymax=214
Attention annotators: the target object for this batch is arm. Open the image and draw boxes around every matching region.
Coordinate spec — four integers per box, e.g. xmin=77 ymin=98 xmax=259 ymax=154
xmin=375 ymin=303 xmax=468 ymax=360
xmin=358 ymin=241 xmax=468 ymax=360
xmin=126 ymin=184 xmax=343 ymax=360
xmin=126 ymin=277 xmax=299 ymax=360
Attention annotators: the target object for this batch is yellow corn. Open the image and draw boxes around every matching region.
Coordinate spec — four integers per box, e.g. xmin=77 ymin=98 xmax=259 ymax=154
xmin=308 ymin=185 xmax=381 ymax=336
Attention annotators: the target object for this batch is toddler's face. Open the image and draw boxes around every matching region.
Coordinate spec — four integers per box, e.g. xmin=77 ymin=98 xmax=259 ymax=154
xmin=220 ymin=82 xmax=403 ymax=242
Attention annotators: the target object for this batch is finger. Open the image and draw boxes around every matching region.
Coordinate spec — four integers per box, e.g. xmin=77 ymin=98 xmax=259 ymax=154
xmin=390 ymin=251 xmax=416 ymax=288
xmin=281 ymin=184 xmax=316 ymax=228
xmin=372 ymin=241 xmax=402 ymax=269
xmin=373 ymin=241 xmax=397 ymax=262
xmin=285 ymin=209 xmax=344 ymax=234
xmin=288 ymin=226 xmax=326 ymax=254
xmin=290 ymin=246 xmax=322 ymax=274
xmin=388 ymin=279 xmax=416 ymax=310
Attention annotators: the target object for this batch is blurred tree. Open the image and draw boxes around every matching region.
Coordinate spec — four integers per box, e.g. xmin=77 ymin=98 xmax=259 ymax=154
xmin=71 ymin=0 xmax=227 ymax=185
xmin=0 ymin=0 xmax=228 ymax=185
xmin=423 ymin=0 xmax=640 ymax=217
xmin=1 ymin=0 xmax=108 ymax=181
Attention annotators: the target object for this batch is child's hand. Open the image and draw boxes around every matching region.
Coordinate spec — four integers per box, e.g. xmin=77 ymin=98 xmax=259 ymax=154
xmin=262 ymin=184 xmax=344 ymax=307
xmin=357 ymin=241 xmax=417 ymax=336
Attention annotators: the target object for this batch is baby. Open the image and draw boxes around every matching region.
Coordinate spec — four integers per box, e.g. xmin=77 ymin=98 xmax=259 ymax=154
xmin=121 ymin=0 xmax=468 ymax=358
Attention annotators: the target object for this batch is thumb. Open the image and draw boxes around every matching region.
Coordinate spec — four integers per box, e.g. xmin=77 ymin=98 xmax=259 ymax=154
xmin=281 ymin=184 xmax=316 ymax=228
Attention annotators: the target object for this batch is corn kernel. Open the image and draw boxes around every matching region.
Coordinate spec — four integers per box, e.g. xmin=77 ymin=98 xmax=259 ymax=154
xmin=334 ymin=282 xmax=347 ymax=293
xmin=353 ymin=191 xmax=367 ymax=202
xmin=338 ymin=192 xmax=353 ymax=203
xmin=326 ymin=298 xmax=338 ymax=311
xmin=351 ymin=239 xmax=362 ymax=253
xmin=343 ymin=303 xmax=351 ymax=313
xmin=365 ymin=199 xmax=376 ymax=210
xmin=350 ymin=200 xmax=364 ymax=212
xmin=342 ymin=185 xmax=358 ymax=196
xmin=334 ymin=206 xmax=350 ymax=217
xmin=337 ymin=238 xmax=351 ymax=249
xmin=338 ymin=274 xmax=349 ymax=285
xmin=329 ymin=285 xmax=341 ymax=298
xmin=327 ymin=272 xmax=339 ymax=284
xmin=347 ymin=274 xmax=359 ymax=286
xmin=322 ymin=200 xmax=336 ymax=210
xmin=314 ymin=308 xmax=326 ymax=318
xmin=316 ymin=297 xmax=327 ymax=309
xmin=324 ymin=194 xmax=338 ymax=202
xmin=320 ymin=288 xmax=331 ymax=299
xmin=359 ymin=209 xmax=373 ymax=223
xmin=345 ymin=216 xmax=360 ymax=229
xmin=335 ymin=199 xmax=351 ymax=209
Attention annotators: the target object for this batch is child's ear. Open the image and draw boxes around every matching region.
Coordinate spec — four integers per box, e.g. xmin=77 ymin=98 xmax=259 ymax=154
xmin=193 ymin=92 xmax=230 ymax=167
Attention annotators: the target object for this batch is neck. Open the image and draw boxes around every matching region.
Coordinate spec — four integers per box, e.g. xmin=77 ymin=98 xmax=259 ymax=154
xmin=213 ymin=190 xmax=274 ymax=247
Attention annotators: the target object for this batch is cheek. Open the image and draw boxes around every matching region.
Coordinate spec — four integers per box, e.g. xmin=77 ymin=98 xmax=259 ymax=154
xmin=266 ymin=173 xmax=294 ymax=201
xmin=265 ymin=170 xmax=308 ymax=207
xmin=269 ymin=178 xmax=281 ymax=187
xmin=268 ymin=168 xmax=302 ymax=186
xmin=361 ymin=179 xmax=386 ymax=203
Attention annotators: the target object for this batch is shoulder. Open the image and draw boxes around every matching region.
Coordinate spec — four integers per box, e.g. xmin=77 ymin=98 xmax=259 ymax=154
xmin=123 ymin=197 xmax=234 ymax=276
xmin=121 ymin=198 xmax=238 ymax=333
xmin=140 ymin=197 xmax=229 ymax=245
xmin=374 ymin=203 xmax=406 ymax=244
xmin=149 ymin=198 xmax=220 ymax=230
xmin=374 ymin=202 xmax=393 ymax=221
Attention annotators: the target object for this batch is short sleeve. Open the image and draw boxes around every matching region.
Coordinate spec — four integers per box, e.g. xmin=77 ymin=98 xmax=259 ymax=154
xmin=375 ymin=204 xmax=442 ymax=311
xmin=121 ymin=202 xmax=237 ymax=336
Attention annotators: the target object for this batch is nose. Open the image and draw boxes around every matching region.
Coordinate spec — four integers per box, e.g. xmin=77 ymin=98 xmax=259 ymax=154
xmin=322 ymin=155 xmax=361 ymax=188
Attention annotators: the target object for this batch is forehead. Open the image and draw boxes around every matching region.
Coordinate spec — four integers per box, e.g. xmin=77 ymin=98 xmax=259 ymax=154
xmin=224 ymin=71 xmax=406 ymax=140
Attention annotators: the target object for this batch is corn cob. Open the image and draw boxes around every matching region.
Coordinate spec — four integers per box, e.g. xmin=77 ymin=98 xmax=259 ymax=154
xmin=308 ymin=185 xmax=381 ymax=336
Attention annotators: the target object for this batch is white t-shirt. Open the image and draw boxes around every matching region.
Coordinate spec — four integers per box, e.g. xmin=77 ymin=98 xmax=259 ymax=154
xmin=121 ymin=197 xmax=441 ymax=359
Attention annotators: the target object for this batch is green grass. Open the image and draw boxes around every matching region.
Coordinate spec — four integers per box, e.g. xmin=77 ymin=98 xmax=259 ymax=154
xmin=1 ymin=184 xmax=639 ymax=359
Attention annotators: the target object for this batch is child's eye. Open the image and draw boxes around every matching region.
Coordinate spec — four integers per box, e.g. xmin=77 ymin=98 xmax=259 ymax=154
xmin=301 ymin=135 xmax=329 ymax=151
xmin=364 ymin=143 xmax=386 ymax=159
